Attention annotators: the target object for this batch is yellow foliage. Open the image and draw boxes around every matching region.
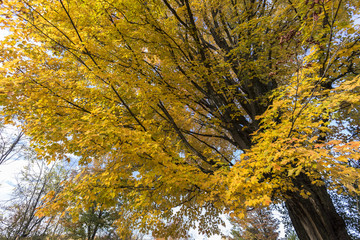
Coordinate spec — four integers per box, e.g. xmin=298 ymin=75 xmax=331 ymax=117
xmin=1 ymin=0 xmax=360 ymax=237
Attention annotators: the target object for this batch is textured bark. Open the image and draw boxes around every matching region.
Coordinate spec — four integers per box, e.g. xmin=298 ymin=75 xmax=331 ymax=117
xmin=285 ymin=174 xmax=350 ymax=240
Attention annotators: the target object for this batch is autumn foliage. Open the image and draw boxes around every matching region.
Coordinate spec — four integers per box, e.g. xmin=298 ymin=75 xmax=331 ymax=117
xmin=0 ymin=0 xmax=360 ymax=238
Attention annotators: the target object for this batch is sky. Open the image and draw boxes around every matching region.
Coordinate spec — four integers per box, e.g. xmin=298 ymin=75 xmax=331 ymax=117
xmin=0 ymin=159 xmax=28 ymax=201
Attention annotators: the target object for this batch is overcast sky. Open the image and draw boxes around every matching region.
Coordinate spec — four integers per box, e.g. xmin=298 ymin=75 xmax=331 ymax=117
xmin=0 ymin=160 xmax=28 ymax=201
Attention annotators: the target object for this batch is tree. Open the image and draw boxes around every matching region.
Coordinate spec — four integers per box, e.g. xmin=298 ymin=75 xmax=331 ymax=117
xmin=0 ymin=0 xmax=360 ymax=239
xmin=230 ymin=208 xmax=279 ymax=240
xmin=39 ymin=160 xmax=146 ymax=239
xmin=60 ymin=203 xmax=144 ymax=240
xmin=0 ymin=158 xmax=64 ymax=239
xmin=0 ymin=155 xmax=129 ymax=240
xmin=330 ymin=160 xmax=360 ymax=239
xmin=0 ymin=124 xmax=24 ymax=165
xmin=60 ymin=203 xmax=119 ymax=240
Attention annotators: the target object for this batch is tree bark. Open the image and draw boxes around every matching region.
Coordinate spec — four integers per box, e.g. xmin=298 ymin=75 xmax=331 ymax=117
xmin=285 ymin=173 xmax=350 ymax=240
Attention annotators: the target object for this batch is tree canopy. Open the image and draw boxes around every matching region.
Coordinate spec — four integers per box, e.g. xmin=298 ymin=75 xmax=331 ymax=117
xmin=1 ymin=0 xmax=360 ymax=238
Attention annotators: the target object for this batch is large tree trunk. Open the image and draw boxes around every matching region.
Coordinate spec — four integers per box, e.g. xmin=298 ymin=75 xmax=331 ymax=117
xmin=285 ymin=173 xmax=350 ymax=240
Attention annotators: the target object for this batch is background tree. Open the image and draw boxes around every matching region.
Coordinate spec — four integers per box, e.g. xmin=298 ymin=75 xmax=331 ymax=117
xmin=0 ymin=124 xmax=24 ymax=165
xmin=329 ymin=95 xmax=360 ymax=239
xmin=0 ymin=158 xmax=65 ymax=239
xmin=0 ymin=156 xmax=135 ymax=240
xmin=60 ymin=203 xmax=117 ymax=240
xmin=230 ymin=208 xmax=279 ymax=240
xmin=286 ymin=232 xmax=300 ymax=240
xmin=1 ymin=0 xmax=360 ymax=239
xmin=41 ymin=162 xmax=145 ymax=240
